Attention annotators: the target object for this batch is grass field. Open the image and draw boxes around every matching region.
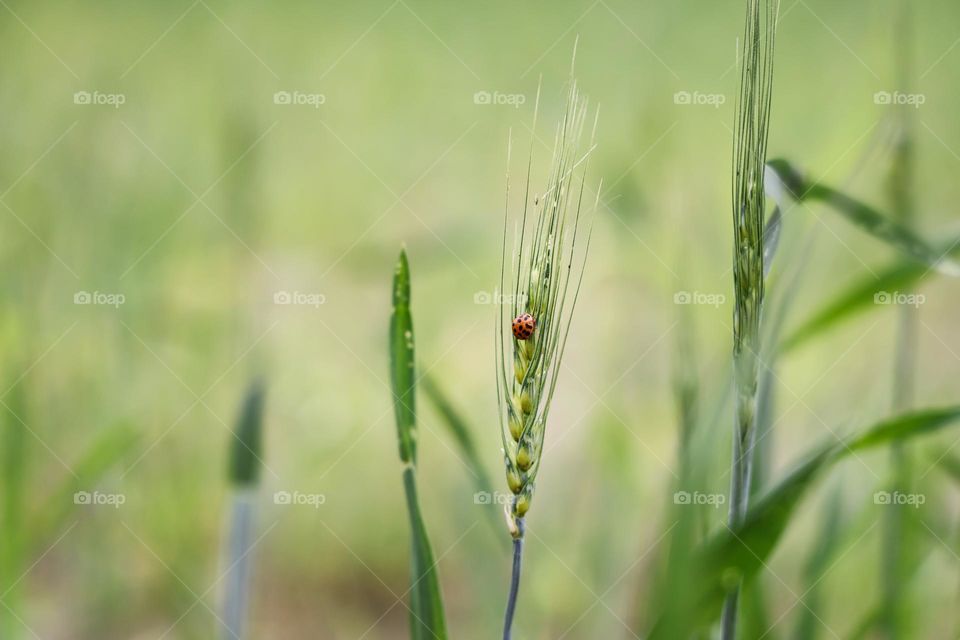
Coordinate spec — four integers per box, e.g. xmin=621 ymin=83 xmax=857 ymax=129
xmin=2 ymin=1 xmax=960 ymax=638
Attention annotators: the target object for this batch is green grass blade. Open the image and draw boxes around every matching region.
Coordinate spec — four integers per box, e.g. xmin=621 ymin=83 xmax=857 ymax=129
xmin=740 ymin=580 xmax=774 ymax=640
xmin=766 ymin=159 xmax=960 ymax=276
xmin=388 ymin=248 xmax=448 ymax=640
xmin=228 ymin=378 xmax=266 ymax=487
xmin=421 ymin=374 xmax=494 ymax=495
xmin=805 ymin=183 xmax=960 ymax=274
xmin=421 ymin=374 xmax=503 ymax=541
xmin=403 ymin=467 xmax=448 ymax=640
xmin=391 ymin=249 xmax=417 ymax=465
xmin=780 ymin=257 xmax=930 ymax=353
xmin=846 ymin=408 xmax=960 ymax=451
xmin=933 ymin=451 xmax=960 ymax=484
xmin=649 ymin=407 xmax=960 ymax=638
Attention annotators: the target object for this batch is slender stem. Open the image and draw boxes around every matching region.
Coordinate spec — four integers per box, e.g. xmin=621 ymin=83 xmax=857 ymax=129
xmin=222 ymin=490 xmax=255 ymax=640
xmin=503 ymin=518 xmax=525 ymax=640
xmin=881 ymin=5 xmax=915 ymax=637
xmin=721 ymin=373 xmax=760 ymax=639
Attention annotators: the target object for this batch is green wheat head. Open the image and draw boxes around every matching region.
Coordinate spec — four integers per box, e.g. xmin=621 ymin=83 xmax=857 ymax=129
xmin=496 ymin=73 xmax=599 ymax=535
xmin=731 ymin=0 xmax=777 ymax=404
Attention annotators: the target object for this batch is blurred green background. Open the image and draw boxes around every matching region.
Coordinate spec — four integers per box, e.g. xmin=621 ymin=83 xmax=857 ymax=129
xmin=2 ymin=0 xmax=960 ymax=637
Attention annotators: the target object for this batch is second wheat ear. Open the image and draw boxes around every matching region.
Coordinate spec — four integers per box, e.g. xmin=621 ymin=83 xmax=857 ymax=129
xmin=496 ymin=69 xmax=600 ymax=640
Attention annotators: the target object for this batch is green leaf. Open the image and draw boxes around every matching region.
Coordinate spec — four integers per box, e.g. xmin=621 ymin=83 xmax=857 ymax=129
xmin=228 ymin=378 xmax=266 ymax=487
xmin=766 ymin=159 xmax=960 ymax=276
xmin=421 ymin=374 xmax=492 ymax=492
xmin=390 ymin=249 xmax=417 ymax=465
xmin=403 ymin=467 xmax=448 ymax=640
xmin=388 ymin=248 xmax=447 ymax=640
xmin=780 ymin=257 xmax=929 ymax=353
xmin=421 ymin=374 xmax=503 ymax=541
xmin=805 ymin=183 xmax=960 ymax=275
xmin=649 ymin=407 xmax=960 ymax=638
xmin=933 ymin=451 xmax=960 ymax=484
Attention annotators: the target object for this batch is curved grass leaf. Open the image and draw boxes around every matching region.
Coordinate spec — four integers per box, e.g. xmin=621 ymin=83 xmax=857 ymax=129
xmin=933 ymin=451 xmax=960 ymax=484
xmin=805 ymin=183 xmax=960 ymax=275
xmin=390 ymin=249 xmax=417 ymax=465
xmin=762 ymin=204 xmax=783 ymax=278
xmin=766 ymin=159 xmax=960 ymax=276
xmin=388 ymin=249 xmax=448 ymax=640
xmin=421 ymin=374 xmax=503 ymax=542
xmin=649 ymin=407 xmax=960 ymax=638
xmin=421 ymin=374 xmax=494 ymax=495
xmin=781 ymin=234 xmax=960 ymax=353
xmin=781 ymin=257 xmax=929 ymax=353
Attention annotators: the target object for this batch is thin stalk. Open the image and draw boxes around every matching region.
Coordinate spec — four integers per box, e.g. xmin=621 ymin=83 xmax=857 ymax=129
xmin=221 ymin=490 xmax=255 ymax=640
xmin=881 ymin=3 xmax=916 ymax=637
xmin=220 ymin=380 xmax=266 ymax=640
xmin=502 ymin=518 xmax=525 ymax=640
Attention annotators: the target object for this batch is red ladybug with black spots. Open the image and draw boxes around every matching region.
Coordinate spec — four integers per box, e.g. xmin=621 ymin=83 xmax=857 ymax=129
xmin=512 ymin=313 xmax=536 ymax=340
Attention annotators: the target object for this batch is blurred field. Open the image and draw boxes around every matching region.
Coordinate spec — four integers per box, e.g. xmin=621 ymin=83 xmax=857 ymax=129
xmin=2 ymin=0 xmax=960 ymax=638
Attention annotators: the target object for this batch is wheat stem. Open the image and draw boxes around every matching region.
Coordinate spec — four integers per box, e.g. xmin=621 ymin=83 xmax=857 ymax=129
xmin=502 ymin=518 xmax=525 ymax=640
xmin=881 ymin=3 xmax=917 ymax=637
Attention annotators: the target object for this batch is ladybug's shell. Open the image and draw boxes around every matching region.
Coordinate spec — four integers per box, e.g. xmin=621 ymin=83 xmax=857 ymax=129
xmin=512 ymin=313 xmax=536 ymax=340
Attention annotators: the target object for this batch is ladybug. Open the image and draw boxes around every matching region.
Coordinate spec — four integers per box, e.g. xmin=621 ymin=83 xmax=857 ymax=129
xmin=512 ymin=313 xmax=536 ymax=340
